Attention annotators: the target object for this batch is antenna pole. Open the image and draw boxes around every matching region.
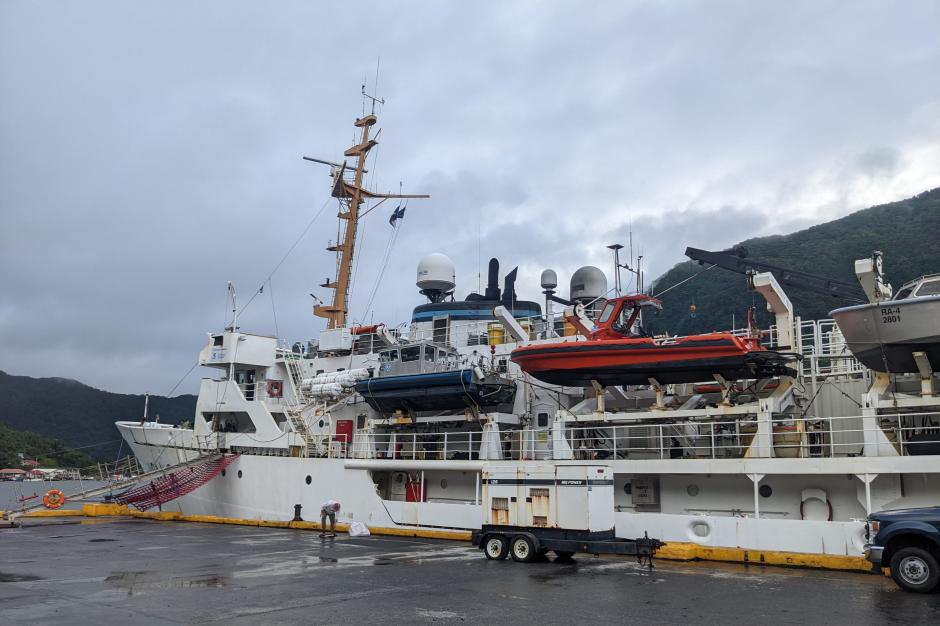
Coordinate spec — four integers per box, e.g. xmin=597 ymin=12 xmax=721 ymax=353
xmin=607 ymin=244 xmax=624 ymax=297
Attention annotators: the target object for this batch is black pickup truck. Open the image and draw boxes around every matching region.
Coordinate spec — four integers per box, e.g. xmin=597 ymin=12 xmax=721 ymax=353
xmin=865 ymin=506 xmax=940 ymax=593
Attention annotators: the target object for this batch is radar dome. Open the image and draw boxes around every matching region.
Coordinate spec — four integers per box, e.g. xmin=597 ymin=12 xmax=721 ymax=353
xmin=540 ymin=269 xmax=558 ymax=290
xmin=570 ymin=266 xmax=607 ymax=302
xmin=417 ymin=253 xmax=456 ymax=302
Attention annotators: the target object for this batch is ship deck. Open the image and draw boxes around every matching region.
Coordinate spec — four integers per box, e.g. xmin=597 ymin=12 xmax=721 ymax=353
xmin=2 ymin=517 xmax=936 ymax=624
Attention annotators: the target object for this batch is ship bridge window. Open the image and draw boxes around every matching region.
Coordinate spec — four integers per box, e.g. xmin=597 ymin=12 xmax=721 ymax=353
xmin=212 ymin=335 xmax=224 ymax=346
xmin=598 ymin=302 xmax=615 ymax=323
xmin=915 ymin=280 xmax=940 ymax=297
xmin=379 ymin=349 xmax=399 ymax=363
xmin=401 ymin=346 xmax=421 ymax=362
xmin=893 ymin=286 xmax=915 ymax=300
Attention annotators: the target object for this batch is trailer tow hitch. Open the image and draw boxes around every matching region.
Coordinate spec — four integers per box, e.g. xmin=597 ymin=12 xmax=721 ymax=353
xmin=636 ymin=531 xmax=665 ymax=569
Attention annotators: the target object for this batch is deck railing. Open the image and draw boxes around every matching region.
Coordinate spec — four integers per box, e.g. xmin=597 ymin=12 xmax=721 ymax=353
xmin=320 ymin=411 xmax=940 ymax=462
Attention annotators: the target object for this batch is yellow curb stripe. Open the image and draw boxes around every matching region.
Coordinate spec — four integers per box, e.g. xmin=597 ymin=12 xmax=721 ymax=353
xmin=656 ymin=542 xmax=871 ymax=572
xmin=10 ymin=504 xmax=866 ymax=572
xmin=21 ymin=509 xmax=85 ymax=517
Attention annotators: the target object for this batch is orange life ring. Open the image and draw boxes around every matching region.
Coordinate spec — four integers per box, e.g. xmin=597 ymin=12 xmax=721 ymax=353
xmin=267 ymin=380 xmax=283 ymax=398
xmin=43 ymin=488 xmax=66 ymax=509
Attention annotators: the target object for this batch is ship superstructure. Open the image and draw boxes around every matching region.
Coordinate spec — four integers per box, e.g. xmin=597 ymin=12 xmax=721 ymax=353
xmin=114 ymin=107 xmax=940 ymax=565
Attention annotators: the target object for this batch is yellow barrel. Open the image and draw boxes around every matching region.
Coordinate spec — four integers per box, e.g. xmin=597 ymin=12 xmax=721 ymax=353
xmin=487 ymin=322 xmax=505 ymax=345
xmin=564 ymin=320 xmax=576 ymax=336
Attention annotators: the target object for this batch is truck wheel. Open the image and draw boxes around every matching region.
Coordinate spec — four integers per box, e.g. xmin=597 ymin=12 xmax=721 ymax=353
xmin=554 ymin=550 xmax=575 ymax=562
xmin=889 ymin=547 xmax=940 ymax=593
xmin=510 ymin=536 xmax=537 ymax=563
xmin=483 ymin=535 xmax=509 ymax=560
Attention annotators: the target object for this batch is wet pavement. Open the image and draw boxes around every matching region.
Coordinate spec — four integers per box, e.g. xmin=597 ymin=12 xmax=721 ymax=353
xmin=1 ymin=518 xmax=938 ymax=625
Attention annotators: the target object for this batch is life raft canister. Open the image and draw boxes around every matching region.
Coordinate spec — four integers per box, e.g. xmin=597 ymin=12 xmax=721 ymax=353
xmin=267 ymin=380 xmax=283 ymax=398
xmin=43 ymin=488 xmax=66 ymax=509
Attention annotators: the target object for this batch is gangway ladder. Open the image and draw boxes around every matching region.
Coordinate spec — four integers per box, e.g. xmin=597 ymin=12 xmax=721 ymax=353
xmin=3 ymin=453 xmax=225 ymax=523
xmin=280 ymin=349 xmax=314 ymax=455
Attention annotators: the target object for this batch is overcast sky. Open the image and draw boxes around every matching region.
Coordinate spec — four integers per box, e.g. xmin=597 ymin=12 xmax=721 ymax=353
xmin=2 ymin=1 xmax=939 ymax=395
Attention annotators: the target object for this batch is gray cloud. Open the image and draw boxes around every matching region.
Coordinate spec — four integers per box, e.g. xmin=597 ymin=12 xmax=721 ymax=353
xmin=1 ymin=1 xmax=939 ymax=393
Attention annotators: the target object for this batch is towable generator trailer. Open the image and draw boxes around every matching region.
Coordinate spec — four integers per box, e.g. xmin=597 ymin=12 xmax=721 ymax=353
xmin=471 ymin=464 xmax=664 ymax=563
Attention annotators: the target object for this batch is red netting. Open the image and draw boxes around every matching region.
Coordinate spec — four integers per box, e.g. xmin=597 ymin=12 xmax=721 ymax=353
xmin=114 ymin=455 xmax=238 ymax=511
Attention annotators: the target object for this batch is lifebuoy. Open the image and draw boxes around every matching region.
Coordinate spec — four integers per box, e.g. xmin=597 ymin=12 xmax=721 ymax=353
xmin=267 ymin=380 xmax=283 ymax=398
xmin=800 ymin=489 xmax=833 ymax=521
xmin=43 ymin=489 xmax=66 ymax=509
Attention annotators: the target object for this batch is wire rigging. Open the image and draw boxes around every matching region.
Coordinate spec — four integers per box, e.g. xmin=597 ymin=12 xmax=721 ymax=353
xmin=237 ymin=195 xmax=333 ymax=317
xmin=359 ymin=200 xmax=406 ymax=323
xmin=653 ymin=263 xmax=717 ymax=298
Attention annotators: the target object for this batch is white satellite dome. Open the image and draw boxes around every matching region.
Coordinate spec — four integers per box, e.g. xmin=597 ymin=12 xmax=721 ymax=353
xmin=540 ymin=269 xmax=558 ymax=290
xmin=416 ymin=253 xmax=456 ymax=293
xmin=570 ymin=266 xmax=607 ymax=302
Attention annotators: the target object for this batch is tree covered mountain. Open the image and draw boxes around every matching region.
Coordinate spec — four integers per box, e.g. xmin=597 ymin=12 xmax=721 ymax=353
xmin=0 ymin=421 xmax=95 ymax=469
xmin=647 ymin=187 xmax=940 ymax=336
xmin=0 ymin=370 xmax=195 ymax=462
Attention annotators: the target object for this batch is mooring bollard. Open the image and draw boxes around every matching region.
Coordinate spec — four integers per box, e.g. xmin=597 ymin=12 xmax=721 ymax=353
xmin=293 ymin=503 xmax=303 ymax=521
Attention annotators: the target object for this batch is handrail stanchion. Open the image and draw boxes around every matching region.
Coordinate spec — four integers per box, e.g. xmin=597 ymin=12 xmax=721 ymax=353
xmin=897 ymin=414 xmax=905 ymax=456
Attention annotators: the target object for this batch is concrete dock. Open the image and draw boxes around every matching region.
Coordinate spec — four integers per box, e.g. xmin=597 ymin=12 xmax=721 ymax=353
xmin=1 ymin=518 xmax=937 ymax=624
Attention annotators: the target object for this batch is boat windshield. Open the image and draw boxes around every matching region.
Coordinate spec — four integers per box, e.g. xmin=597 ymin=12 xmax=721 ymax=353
xmin=598 ymin=302 xmax=616 ymax=323
xmin=893 ymin=286 xmax=915 ymax=301
xmin=379 ymin=349 xmax=398 ymax=363
xmin=915 ymin=279 xmax=940 ymax=297
xmin=401 ymin=346 xmax=421 ymax=362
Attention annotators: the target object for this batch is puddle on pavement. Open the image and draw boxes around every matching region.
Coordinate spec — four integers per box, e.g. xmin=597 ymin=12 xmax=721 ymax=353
xmin=232 ymin=546 xmax=478 ymax=579
xmin=0 ymin=572 xmax=42 ymax=582
xmin=105 ymin=571 xmax=228 ymax=595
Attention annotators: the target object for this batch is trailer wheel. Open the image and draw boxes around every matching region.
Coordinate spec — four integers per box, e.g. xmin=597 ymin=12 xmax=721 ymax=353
xmin=554 ymin=550 xmax=575 ymax=562
xmin=510 ymin=536 xmax=537 ymax=563
xmin=483 ymin=535 xmax=509 ymax=560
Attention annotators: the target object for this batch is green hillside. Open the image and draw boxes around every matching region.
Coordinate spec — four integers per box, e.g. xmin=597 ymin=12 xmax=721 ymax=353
xmin=648 ymin=187 xmax=940 ymax=336
xmin=0 ymin=422 xmax=95 ymax=469
xmin=0 ymin=370 xmax=196 ymax=462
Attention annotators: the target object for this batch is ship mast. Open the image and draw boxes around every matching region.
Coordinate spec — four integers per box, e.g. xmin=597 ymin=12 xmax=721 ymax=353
xmin=304 ymin=109 xmax=429 ymax=329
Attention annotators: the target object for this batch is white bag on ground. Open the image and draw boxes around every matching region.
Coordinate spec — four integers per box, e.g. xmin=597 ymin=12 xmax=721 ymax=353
xmin=348 ymin=521 xmax=371 ymax=537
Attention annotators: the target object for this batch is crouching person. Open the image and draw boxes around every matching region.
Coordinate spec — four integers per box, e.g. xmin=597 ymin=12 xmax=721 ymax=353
xmin=320 ymin=500 xmax=341 ymax=537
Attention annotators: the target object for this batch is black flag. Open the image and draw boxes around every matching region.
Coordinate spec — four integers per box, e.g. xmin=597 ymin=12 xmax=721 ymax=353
xmin=388 ymin=205 xmax=406 ymax=226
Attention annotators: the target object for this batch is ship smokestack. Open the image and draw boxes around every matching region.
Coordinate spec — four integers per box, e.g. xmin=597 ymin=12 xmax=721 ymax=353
xmin=485 ymin=258 xmax=501 ymax=300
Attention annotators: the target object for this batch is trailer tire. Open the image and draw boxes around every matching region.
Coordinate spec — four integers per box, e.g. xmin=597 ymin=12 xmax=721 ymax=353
xmin=483 ymin=535 xmax=509 ymax=560
xmin=554 ymin=550 xmax=575 ymax=561
xmin=510 ymin=536 xmax=537 ymax=563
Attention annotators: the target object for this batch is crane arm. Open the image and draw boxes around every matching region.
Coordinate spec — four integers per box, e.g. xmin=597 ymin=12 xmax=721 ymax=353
xmin=684 ymin=247 xmax=867 ymax=303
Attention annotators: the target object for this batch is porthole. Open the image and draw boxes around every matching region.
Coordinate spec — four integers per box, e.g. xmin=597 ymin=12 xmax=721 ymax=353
xmin=687 ymin=484 xmax=699 ymax=497
xmin=305 ymin=475 xmax=312 ymax=485
xmin=623 ymin=482 xmax=632 ymax=495
xmin=237 ymin=470 xmax=243 ymax=479
xmin=318 ymin=419 xmax=325 ymax=428
xmin=440 ymin=479 xmax=448 ymax=489
xmin=759 ymin=484 xmax=772 ymax=498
